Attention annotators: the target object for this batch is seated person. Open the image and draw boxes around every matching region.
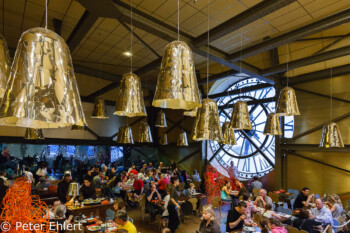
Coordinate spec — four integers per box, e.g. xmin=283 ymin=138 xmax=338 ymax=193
xmin=113 ymin=198 xmax=126 ymax=212
xmin=268 ymin=218 xmax=288 ymax=233
xmin=36 ymin=177 xmax=50 ymax=191
xmin=79 ymin=177 xmax=96 ymax=200
xmin=293 ymin=207 xmax=322 ymax=233
xmin=47 ymin=198 xmax=73 ymax=221
xmin=326 ymin=194 xmax=344 ymax=219
xmin=146 ymin=182 xmax=162 ymax=222
xmin=128 ymin=165 xmax=138 ymax=176
xmin=199 ymin=204 xmax=220 ymax=233
xmin=50 ymin=204 xmax=71 ymax=233
xmin=158 ymin=174 xmax=169 ymax=198
xmin=242 ymin=194 xmax=257 ymax=227
xmin=92 ymin=171 xmax=103 ymax=196
xmin=126 ymin=173 xmax=135 ymax=186
xmin=294 ymin=187 xmax=314 ymax=210
xmin=232 ymin=179 xmax=244 ymax=191
xmin=191 ymin=170 xmax=201 ymax=182
xmin=187 ymin=183 xmax=196 ymax=197
xmin=263 ymin=204 xmax=282 ymax=219
xmin=132 ymin=175 xmax=144 ymax=198
xmin=221 ymin=180 xmax=233 ymax=202
xmin=114 ymin=210 xmax=137 ymax=233
xmin=226 ymin=201 xmax=247 ymax=232
xmin=309 ymin=198 xmax=333 ymax=225
xmin=251 ymin=176 xmax=263 ymax=189
xmin=259 ymin=216 xmax=269 ymax=233
xmin=254 ymin=189 xmax=273 ymax=208
xmin=57 ymin=174 xmax=71 ymax=203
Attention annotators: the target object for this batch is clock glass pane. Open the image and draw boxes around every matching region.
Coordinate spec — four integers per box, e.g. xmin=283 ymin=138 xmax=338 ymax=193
xmin=207 ymin=78 xmax=294 ymax=180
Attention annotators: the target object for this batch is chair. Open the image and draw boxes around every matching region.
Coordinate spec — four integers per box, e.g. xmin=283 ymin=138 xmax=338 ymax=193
xmin=181 ymin=201 xmax=193 ymax=223
xmin=183 ymin=189 xmax=188 ymax=196
xmin=314 ymin=194 xmax=320 ymax=199
xmin=288 ymin=226 xmax=300 ymax=233
xmin=290 ymin=199 xmax=295 ymax=210
xmin=277 ymin=206 xmax=285 ymax=213
xmin=287 ymin=189 xmax=294 ymax=194
xmin=193 ymin=181 xmax=201 ymax=190
xmin=178 ymin=183 xmax=185 ymax=192
xmin=253 ymin=188 xmax=260 ymax=198
xmin=211 ymin=196 xmax=221 ymax=219
xmin=139 ymin=194 xmax=150 ymax=222
xmin=285 ymin=208 xmax=293 ymax=215
xmin=188 ymin=198 xmax=198 ymax=213
xmin=105 ymin=208 xmax=115 ymax=222
xmin=273 ymin=203 xmax=276 ymax=210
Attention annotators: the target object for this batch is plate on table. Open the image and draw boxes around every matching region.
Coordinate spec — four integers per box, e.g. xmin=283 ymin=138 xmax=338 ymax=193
xmin=244 ymin=226 xmax=256 ymax=232
xmin=87 ymin=225 xmax=102 ymax=231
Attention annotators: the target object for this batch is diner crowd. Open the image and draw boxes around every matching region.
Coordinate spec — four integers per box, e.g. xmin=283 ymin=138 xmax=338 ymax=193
xmin=0 ymin=160 xmax=348 ymax=233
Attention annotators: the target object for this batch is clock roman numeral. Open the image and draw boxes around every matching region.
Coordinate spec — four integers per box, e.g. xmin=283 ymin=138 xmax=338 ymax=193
xmin=242 ymin=158 xmax=250 ymax=172
xmin=259 ymin=157 xmax=270 ymax=171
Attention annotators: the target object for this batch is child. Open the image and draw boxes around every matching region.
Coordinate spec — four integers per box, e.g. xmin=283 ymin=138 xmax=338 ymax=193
xmin=269 ymin=218 xmax=288 ymax=233
xmin=187 ymin=183 xmax=196 ymax=197
xmin=263 ymin=204 xmax=282 ymax=219
xmin=259 ymin=216 xmax=269 ymax=233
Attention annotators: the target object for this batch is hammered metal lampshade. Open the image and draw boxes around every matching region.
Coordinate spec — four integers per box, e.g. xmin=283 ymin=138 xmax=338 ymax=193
xmin=152 ymin=41 xmax=201 ymax=110
xmin=230 ymin=101 xmax=252 ymax=130
xmin=263 ymin=113 xmax=282 ymax=135
xmin=184 ymin=107 xmax=198 ymax=117
xmin=222 ymin=122 xmax=236 ymax=145
xmin=177 ymin=131 xmax=189 ymax=146
xmin=116 ymin=126 xmax=134 ymax=144
xmin=0 ymin=27 xmax=86 ymax=128
xmin=71 ymin=124 xmax=85 ymax=130
xmin=276 ymin=87 xmax=300 ymax=116
xmin=24 ymin=128 xmax=44 ymax=140
xmin=67 ymin=182 xmax=79 ymax=196
xmin=137 ymin=122 xmax=153 ymax=143
xmin=0 ymin=35 xmax=10 ymax=101
xmin=320 ymin=122 xmax=344 ymax=148
xmin=192 ymin=98 xmax=223 ymax=142
xmin=91 ymin=96 xmax=109 ymax=119
xmin=114 ymin=73 xmax=147 ymax=117
xmin=159 ymin=134 xmax=168 ymax=145
xmin=155 ymin=110 xmax=167 ymax=127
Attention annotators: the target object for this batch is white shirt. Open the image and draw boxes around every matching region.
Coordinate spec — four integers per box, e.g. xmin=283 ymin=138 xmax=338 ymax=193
xmin=24 ymin=171 xmax=34 ymax=183
xmin=126 ymin=178 xmax=134 ymax=186
xmin=138 ymin=173 xmax=146 ymax=181
xmin=0 ymin=176 xmax=7 ymax=182
xmin=312 ymin=206 xmax=333 ymax=225
xmin=36 ymin=168 xmax=47 ymax=177
xmin=162 ymin=195 xmax=170 ymax=217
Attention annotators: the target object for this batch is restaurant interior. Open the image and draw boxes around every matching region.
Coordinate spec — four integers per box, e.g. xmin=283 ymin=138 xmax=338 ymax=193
xmin=0 ymin=0 xmax=350 ymax=233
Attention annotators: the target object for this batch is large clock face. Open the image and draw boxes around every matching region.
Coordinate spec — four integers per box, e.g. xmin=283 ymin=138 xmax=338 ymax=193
xmin=208 ymin=78 xmax=294 ymax=180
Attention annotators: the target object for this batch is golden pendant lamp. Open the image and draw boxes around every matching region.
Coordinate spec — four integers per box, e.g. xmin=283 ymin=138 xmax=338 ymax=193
xmin=137 ymin=122 xmax=153 ymax=143
xmin=192 ymin=98 xmax=223 ymax=142
xmin=116 ymin=126 xmax=134 ymax=144
xmin=155 ymin=110 xmax=167 ymax=127
xmin=159 ymin=133 xmax=168 ymax=145
xmin=320 ymin=122 xmax=344 ymax=148
xmin=152 ymin=41 xmax=201 ymax=110
xmin=0 ymin=35 xmax=10 ymax=101
xmin=230 ymin=101 xmax=252 ymax=130
xmin=177 ymin=131 xmax=189 ymax=146
xmin=91 ymin=96 xmax=109 ymax=119
xmin=114 ymin=73 xmax=147 ymax=117
xmin=263 ymin=113 xmax=282 ymax=135
xmin=276 ymin=87 xmax=300 ymax=116
xmin=71 ymin=124 xmax=85 ymax=131
xmin=184 ymin=107 xmax=198 ymax=117
xmin=222 ymin=122 xmax=236 ymax=145
xmin=24 ymin=128 xmax=44 ymax=140
xmin=0 ymin=27 xmax=86 ymax=128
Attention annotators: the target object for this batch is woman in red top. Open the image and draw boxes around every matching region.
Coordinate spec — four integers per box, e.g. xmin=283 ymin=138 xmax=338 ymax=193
xmin=158 ymin=174 xmax=169 ymax=198
xmin=232 ymin=179 xmax=244 ymax=191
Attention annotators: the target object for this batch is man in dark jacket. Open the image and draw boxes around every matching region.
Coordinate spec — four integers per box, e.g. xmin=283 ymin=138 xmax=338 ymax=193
xmin=57 ymin=174 xmax=71 ymax=203
xmin=0 ymin=170 xmax=9 ymax=214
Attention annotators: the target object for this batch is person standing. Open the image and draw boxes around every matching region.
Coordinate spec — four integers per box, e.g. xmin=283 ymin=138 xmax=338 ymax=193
xmin=168 ymin=177 xmax=181 ymax=233
xmin=251 ymin=176 xmax=263 ymax=189
xmin=293 ymin=187 xmax=314 ymax=210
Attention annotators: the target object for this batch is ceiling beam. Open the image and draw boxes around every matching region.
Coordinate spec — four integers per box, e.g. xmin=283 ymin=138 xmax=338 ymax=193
xmin=198 ymin=70 xmax=238 ymax=86
xmin=289 ymin=64 xmax=350 ymax=85
xmin=261 ymin=45 xmax=350 ymax=76
xmin=294 ymin=87 xmax=350 ymax=104
xmin=208 ymin=83 xmax=273 ymax=99
xmin=77 ymin=0 xmax=276 ymax=84
xmin=194 ymin=0 xmax=297 ymax=47
xmin=66 ymin=10 xmax=99 ymax=52
xmin=281 ymin=144 xmax=350 ymax=153
xmin=218 ymin=97 xmax=275 ymax=110
xmin=227 ymin=8 xmax=350 ymax=62
xmin=313 ymin=32 xmax=350 ymax=55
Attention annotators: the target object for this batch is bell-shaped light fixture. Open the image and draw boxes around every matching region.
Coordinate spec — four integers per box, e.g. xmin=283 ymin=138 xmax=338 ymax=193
xmin=67 ymin=182 xmax=80 ymax=196
xmin=24 ymin=128 xmax=44 ymax=140
xmin=114 ymin=73 xmax=147 ymax=117
xmin=184 ymin=107 xmax=198 ymax=117
xmin=152 ymin=41 xmax=201 ymax=110
xmin=192 ymin=98 xmax=223 ymax=142
xmin=320 ymin=122 xmax=344 ymax=148
xmin=155 ymin=110 xmax=167 ymax=127
xmin=71 ymin=124 xmax=85 ymax=131
xmin=0 ymin=28 xmax=86 ymax=128
xmin=91 ymin=96 xmax=109 ymax=119
xmin=116 ymin=126 xmax=134 ymax=144
xmin=159 ymin=134 xmax=168 ymax=145
xmin=276 ymin=87 xmax=300 ymax=116
xmin=0 ymin=35 xmax=10 ymax=101
xmin=230 ymin=101 xmax=252 ymax=130
xmin=263 ymin=113 xmax=282 ymax=135
xmin=177 ymin=131 xmax=189 ymax=146
xmin=222 ymin=122 xmax=236 ymax=145
xmin=137 ymin=122 xmax=153 ymax=143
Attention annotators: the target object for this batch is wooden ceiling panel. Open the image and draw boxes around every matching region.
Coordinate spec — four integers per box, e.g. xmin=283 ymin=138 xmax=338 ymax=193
xmin=263 ymin=1 xmax=300 ymax=22
xmin=239 ymin=0 xmax=263 ymax=8
xmin=152 ymin=0 xmax=186 ymax=21
xmin=287 ymin=62 xmax=326 ymax=77
xmin=210 ymin=0 xmax=246 ymax=25
xmin=305 ymin=0 xmax=349 ymax=18
xmin=139 ymin=0 xmax=167 ymax=13
xmin=75 ymin=73 xmax=112 ymax=97
xmin=272 ymin=10 xmax=312 ymax=32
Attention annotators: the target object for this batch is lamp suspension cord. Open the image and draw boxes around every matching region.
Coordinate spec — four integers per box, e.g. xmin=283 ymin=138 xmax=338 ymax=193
xmin=130 ymin=0 xmax=133 ymax=73
xmin=239 ymin=34 xmax=243 ymax=99
xmin=45 ymin=0 xmax=48 ymax=29
xmin=286 ymin=43 xmax=289 ymax=87
xmin=206 ymin=0 xmax=209 ymax=98
xmin=2 ymin=0 xmax=4 ymax=35
xmin=330 ymin=68 xmax=333 ymax=121
xmin=177 ymin=0 xmax=180 ymax=41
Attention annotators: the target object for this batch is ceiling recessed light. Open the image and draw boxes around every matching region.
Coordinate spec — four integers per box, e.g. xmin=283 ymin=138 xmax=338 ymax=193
xmin=123 ymin=51 xmax=132 ymax=57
